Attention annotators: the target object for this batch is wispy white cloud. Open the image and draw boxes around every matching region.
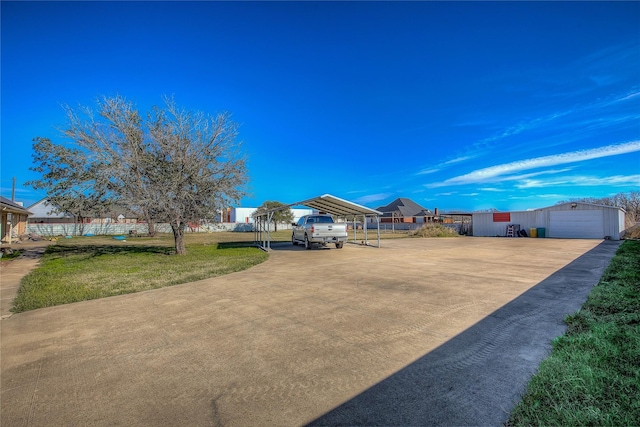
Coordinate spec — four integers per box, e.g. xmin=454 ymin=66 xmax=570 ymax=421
xmin=0 ymin=187 xmax=33 ymax=195
xmin=427 ymin=140 xmax=640 ymax=187
xmin=494 ymin=168 xmax=574 ymax=183
xmin=618 ymin=90 xmax=640 ymax=102
xmin=516 ymin=174 xmax=640 ymax=189
xmin=480 ymin=111 xmax=571 ymax=144
xmin=479 ymin=187 xmax=506 ymax=192
xmin=417 ymin=155 xmax=476 ymax=175
xmin=508 ymin=193 xmax=568 ymax=201
xmin=353 ymin=193 xmax=392 ymax=205
xmin=477 ymin=88 xmax=640 ymax=147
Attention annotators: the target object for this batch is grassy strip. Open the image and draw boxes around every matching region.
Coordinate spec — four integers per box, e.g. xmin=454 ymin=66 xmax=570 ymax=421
xmin=508 ymin=240 xmax=640 ymax=426
xmin=12 ymin=233 xmax=272 ymax=313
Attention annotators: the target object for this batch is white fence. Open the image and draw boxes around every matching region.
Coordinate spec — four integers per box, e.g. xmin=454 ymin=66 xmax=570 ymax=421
xmin=28 ymin=223 xmax=163 ymax=237
xmin=27 ymin=222 xmax=259 ymax=236
xmin=27 ymin=221 xmax=465 ymax=237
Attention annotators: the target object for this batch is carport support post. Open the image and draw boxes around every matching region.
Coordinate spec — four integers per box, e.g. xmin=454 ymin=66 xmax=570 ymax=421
xmin=256 ymin=215 xmax=264 ymax=249
xmin=352 ymin=216 xmax=357 ymax=244
xmin=266 ymin=211 xmax=274 ymax=250
xmin=363 ymin=214 xmax=367 ymax=244
xmin=262 ymin=216 xmax=266 ymax=249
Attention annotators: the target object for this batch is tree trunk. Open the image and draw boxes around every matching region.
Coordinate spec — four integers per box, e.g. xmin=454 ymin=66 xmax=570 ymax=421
xmin=147 ymin=216 xmax=157 ymax=237
xmin=171 ymin=221 xmax=186 ymax=255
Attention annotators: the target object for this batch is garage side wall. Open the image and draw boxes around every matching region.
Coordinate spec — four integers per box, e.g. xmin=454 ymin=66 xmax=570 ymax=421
xmin=619 ymin=209 xmax=626 ymax=238
xmin=542 ymin=204 xmax=623 ymax=240
xmin=471 ymin=212 xmax=538 ymax=237
xmin=472 ymin=204 xmax=624 ymax=239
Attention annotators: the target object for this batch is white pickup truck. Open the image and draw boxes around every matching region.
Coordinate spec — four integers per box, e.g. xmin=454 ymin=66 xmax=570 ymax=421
xmin=292 ymin=214 xmax=348 ymax=249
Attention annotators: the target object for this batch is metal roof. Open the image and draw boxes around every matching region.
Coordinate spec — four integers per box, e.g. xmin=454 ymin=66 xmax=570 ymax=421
xmin=253 ymin=194 xmax=382 ymax=250
xmin=293 ymin=194 xmax=382 ymax=217
xmin=254 ymin=194 xmax=381 ymax=218
xmin=0 ymin=196 xmax=32 ymax=215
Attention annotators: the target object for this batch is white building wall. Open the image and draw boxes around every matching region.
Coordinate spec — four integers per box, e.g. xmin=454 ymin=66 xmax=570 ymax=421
xmin=472 ymin=203 xmax=625 ymax=240
xmin=27 ymin=199 xmax=73 ymax=220
xmin=471 ymin=212 xmax=538 ymax=237
xmin=543 ymin=203 xmax=623 ymax=240
xmin=224 ymin=207 xmax=313 ymax=225
xmin=291 ymin=208 xmax=314 ymax=222
xmin=232 ymin=207 xmax=257 ymax=224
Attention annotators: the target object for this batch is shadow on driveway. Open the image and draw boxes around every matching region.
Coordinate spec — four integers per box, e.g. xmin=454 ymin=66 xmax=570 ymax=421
xmin=308 ymin=240 xmax=621 ymax=426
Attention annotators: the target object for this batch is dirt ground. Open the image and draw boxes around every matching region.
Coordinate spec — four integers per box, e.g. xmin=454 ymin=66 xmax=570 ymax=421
xmin=0 ymin=237 xmax=618 ymax=426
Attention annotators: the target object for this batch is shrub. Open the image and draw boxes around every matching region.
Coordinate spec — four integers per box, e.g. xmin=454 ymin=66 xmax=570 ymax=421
xmin=624 ymin=224 xmax=640 ymax=239
xmin=410 ymin=223 xmax=460 ymax=238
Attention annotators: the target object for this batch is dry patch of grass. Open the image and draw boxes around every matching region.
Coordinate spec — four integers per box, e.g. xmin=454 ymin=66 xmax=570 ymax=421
xmin=624 ymin=224 xmax=640 ymax=239
xmin=410 ymin=223 xmax=460 ymax=238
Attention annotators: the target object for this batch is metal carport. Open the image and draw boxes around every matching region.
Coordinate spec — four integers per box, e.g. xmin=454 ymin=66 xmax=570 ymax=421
xmin=254 ymin=194 xmax=382 ymax=250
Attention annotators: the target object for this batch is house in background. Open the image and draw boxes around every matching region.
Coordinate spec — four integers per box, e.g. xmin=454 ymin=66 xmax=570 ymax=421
xmin=1 ymin=196 xmax=32 ymax=243
xmin=27 ymin=199 xmax=76 ymax=223
xmin=375 ymin=198 xmax=434 ymax=223
xmin=87 ymin=206 xmax=139 ymax=224
xmin=27 ymin=199 xmax=139 ymax=224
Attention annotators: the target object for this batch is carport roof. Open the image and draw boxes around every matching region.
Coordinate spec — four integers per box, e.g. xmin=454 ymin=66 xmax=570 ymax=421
xmin=293 ymin=194 xmax=382 ymax=217
xmin=254 ymin=194 xmax=381 ymax=218
xmin=253 ymin=194 xmax=382 ymax=249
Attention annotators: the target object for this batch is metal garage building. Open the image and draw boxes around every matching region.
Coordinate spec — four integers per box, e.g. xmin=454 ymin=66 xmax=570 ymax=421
xmin=472 ymin=202 xmax=626 ymax=240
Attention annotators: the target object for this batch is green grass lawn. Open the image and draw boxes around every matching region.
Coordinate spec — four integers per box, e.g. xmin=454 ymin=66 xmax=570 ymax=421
xmin=12 ymin=232 xmax=286 ymax=313
xmin=508 ymin=239 xmax=640 ymax=426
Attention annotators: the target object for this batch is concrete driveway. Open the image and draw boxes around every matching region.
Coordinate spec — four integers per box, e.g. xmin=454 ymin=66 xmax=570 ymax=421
xmin=1 ymin=237 xmax=619 ymax=426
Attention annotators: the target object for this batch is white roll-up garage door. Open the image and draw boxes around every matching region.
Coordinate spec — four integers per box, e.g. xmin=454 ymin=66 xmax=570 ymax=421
xmin=549 ymin=210 xmax=604 ymax=238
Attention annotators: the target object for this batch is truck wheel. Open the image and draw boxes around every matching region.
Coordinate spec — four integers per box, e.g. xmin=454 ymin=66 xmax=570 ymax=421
xmin=292 ymin=234 xmax=298 ymax=245
xmin=304 ymin=234 xmax=312 ymax=250
xmin=336 ymin=242 xmax=344 ymax=249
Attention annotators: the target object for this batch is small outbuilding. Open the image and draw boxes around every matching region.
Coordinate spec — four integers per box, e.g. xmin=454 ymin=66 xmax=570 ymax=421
xmin=472 ymin=202 xmax=626 ymax=240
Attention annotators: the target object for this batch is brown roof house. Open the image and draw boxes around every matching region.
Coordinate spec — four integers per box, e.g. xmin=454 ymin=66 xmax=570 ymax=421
xmin=376 ymin=198 xmax=434 ymax=223
xmin=1 ymin=196 xmax=32 ymax=244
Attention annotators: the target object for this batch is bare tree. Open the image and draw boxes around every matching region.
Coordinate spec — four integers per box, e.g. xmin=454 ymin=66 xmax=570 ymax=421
xmin=27 ymin=137 xmax=113 ymax=228
xmin=29 ymin=95 xmax=247 ymax=255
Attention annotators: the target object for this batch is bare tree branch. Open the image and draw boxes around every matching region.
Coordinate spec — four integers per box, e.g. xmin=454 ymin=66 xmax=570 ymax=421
xmin=28 ymin=95 xmax=248 ymax=254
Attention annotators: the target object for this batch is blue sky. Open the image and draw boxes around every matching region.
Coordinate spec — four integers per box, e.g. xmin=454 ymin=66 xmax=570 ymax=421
xmin=2 ymin=1 xmax=639 ymax=213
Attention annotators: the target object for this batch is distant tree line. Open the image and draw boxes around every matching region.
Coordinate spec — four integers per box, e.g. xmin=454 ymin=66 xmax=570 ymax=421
xmin=558 ymin=191 xmax=640 ymax=228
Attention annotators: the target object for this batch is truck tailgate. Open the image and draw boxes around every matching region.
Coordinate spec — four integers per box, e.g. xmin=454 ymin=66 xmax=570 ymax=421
xmin=312 ymin=224 xmax=347 ymax=237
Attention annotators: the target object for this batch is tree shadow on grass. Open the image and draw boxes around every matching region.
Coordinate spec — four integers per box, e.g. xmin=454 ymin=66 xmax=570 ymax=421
xmin=45 ymin=244 xmax=174 ymax=258
xmin=217 ymin=241 xmax=289 ymax=250
xmin=217 ymin=242 xmax=256 ymax=249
